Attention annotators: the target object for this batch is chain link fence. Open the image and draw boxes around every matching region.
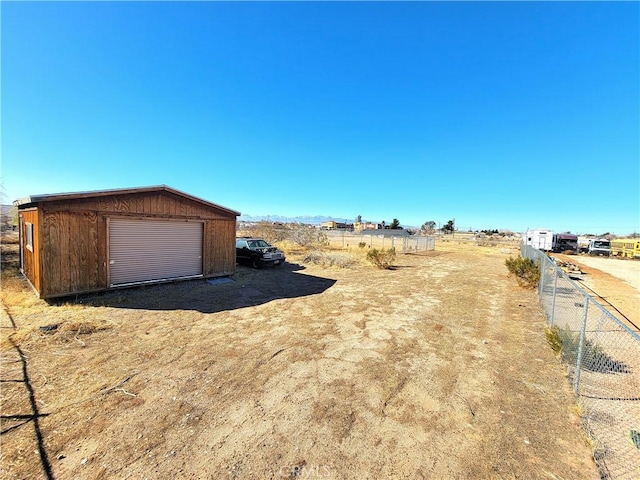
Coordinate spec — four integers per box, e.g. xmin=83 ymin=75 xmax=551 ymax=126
xmin=521 ymin=243 xmax=640 ymax=479
xmin=326 ymin=230 xmax=435 ymax=253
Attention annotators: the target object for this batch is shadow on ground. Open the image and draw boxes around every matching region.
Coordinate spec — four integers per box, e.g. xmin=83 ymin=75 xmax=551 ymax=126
xmin=0 ymin=308 xmax=53 ymax=480
xmin=60 ymin=263 xmax=337 ymax=314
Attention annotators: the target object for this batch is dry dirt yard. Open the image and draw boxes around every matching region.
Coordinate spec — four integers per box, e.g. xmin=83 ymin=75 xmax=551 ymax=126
xmin=1 ymin=237 xmax=601 ymax=479
xmin=553 ymin=253 xmax=640 ymax=331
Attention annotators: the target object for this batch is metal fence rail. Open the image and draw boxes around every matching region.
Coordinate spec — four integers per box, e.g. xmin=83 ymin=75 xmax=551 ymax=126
xmin=521 ymin=243 xmax=640 ymax=479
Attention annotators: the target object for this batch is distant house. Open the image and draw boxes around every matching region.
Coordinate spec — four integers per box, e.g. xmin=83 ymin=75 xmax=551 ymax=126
xmin=354 ymin=222 xmax=379 ymax=232
xmin=321 ymin=221 xmax=354 ymax=230
xmin=14 ymin=185 xmax=239 ymax=299
xmin=320 ymin=221 xmax=337 ymax=230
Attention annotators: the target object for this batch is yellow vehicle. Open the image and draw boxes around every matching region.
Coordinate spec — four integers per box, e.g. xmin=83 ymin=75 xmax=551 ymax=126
xmin=610 ymin=238 xmax=640 ymax=258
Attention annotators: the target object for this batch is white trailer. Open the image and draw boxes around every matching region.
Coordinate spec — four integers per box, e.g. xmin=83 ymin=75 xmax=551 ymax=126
xmin=577 ymin=236 xmax=590 ymax=253
xmin=523 ymin=228 xmax=554 ymax=251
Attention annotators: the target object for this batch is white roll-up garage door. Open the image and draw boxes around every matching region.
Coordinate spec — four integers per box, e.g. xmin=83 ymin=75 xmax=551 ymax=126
xmin=109 ymin=218 xmax=203 ymax=286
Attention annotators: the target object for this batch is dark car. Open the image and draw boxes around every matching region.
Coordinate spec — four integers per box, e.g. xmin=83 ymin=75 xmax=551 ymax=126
xmin=235 ymin=238 xmax=286 ymax=268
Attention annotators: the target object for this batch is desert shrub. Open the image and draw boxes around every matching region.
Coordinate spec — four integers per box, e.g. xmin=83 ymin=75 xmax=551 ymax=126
xmin=358 ymin=242 xmax=367 ymax=249
xmin=545 ymin=326 xmax=563 ymax=353
xmin=366 ymin=248 xmax=396 ymax=269
xmin=477 ymin=240 xmax=498 ymax=247
xmin=288 ymin=224 xmax=329 ymax=249
xmin=241 ymin=221 xmax=289 ymax=244
xmin=302 ymin=250 xmax=357 ymax=268
xmin=1 ymin=231 xmax=19 ymax=245
xmin=238 ymin=222 xmax=328 ymax=249
xmin=1 ymin=232 xmax=21 ymax=281
xmin=505 ymin=256 xmax=539 ymax=288
xmin=545 ymin=325 xmax=628 ymax=373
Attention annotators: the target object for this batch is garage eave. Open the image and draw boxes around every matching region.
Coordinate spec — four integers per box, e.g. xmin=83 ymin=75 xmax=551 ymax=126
xmin=13 ymin=185 xmax=240 ymax=217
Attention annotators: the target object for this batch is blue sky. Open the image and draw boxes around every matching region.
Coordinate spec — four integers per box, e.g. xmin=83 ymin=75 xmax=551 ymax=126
xmin=2 ymin=1 xmax=638 ymax=234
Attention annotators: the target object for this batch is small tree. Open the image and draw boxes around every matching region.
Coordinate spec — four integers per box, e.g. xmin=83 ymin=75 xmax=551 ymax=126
xmin=442 ymin=219 xmax=455 ymax=234
xmin=390 ymin=218 xmax=401 ymax=229
xmin=421 ymin=221 xmax=436 ymax=234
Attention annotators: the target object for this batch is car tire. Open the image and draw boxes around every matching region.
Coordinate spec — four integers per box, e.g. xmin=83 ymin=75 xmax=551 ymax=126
xmin=252 ymin=258 xmax=261 ymax=269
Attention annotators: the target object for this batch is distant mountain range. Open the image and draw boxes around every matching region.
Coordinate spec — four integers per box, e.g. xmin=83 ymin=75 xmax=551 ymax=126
xmin=239 ymin=214 xmax=354 ymax=225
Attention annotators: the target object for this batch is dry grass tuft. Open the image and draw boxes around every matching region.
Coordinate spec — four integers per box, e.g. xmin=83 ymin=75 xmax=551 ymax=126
xmin=6 ymin=317 xmax=116 ymax=348
xmin=302 ymin=250 xmax=359 ymax=268
xmin=1 ymin=279 xmax=41 ymax=307
xmin=1 ymin=238 xmax=116 ymax=349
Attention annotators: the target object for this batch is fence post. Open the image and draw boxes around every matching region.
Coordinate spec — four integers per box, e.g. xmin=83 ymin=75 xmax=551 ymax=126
xmin=538 ymin=254 xmax=546 ymax=297
xmin=573 ymin=296 xmax=589 ymax=394
xmin=550 ymin=269 xmax=558 ymax=326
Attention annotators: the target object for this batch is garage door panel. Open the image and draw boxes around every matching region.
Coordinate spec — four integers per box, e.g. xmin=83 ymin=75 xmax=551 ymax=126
xmin=109 ymin=219 xmax=203 ymax=286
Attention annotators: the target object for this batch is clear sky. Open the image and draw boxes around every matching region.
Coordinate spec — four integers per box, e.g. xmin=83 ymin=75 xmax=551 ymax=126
xmin=2 ymin=1 xmax=638 ymax=235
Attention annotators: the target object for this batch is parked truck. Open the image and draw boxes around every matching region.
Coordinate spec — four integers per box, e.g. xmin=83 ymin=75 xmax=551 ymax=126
xmin=523 ymin=229 xmax=554 ymax=251
xmin=552 ymin=233 xmax=579 ymax=253
xmin=587 ymin=239 xmax=611 ymax=256
xmin=611 ymin=238 xmax=640 ymax=258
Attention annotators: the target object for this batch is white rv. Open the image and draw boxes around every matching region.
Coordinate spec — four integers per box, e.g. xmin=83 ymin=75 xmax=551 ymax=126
xmin=524 ymin=229 xmax=554 ymax=251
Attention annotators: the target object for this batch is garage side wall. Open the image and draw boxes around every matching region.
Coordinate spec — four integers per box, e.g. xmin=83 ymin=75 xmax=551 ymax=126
xmin=204 ymin=219 xmax=236 ymax=277
xmin=40 ymin=210 xmax=105 ymax=298
xmin=18 ymin=209 xmax=41 ymax=294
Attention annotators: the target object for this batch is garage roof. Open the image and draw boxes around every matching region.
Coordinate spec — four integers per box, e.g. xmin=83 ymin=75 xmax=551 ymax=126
xmin=14 ymin=185 xmax=240 ymax=216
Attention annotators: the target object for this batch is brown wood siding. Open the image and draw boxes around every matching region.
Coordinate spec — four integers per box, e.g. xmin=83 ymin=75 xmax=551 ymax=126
xmin=68 ymin=212 xmax=100 ymax=292
xmin=40 ymin=211 xmax=64 ymax=297
xmin=97 ymin=214 xmax=108 ymax=288
xmin=41 ymin=191 xmax=233 ymax=220
xmin=40 ymin=211 xmax=106 ymax=297
xmin=19 ymin=209 xmax=41 ymax=294
xmin=204 ymin=219 xmax=236 ymax=276
xmin=20 ymin=189 xmax=237 ymax=298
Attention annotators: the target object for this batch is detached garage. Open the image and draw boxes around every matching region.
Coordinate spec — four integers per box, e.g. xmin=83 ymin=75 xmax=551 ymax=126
xmin=14 ymin=185 xmax=239 ymax=299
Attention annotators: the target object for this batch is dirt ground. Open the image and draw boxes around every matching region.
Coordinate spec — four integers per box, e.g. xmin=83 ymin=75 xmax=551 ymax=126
xmin=552 ymin=253 xmax=640 ymax=331
xmin=1 ymin=236 xmax=602 ymax=479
